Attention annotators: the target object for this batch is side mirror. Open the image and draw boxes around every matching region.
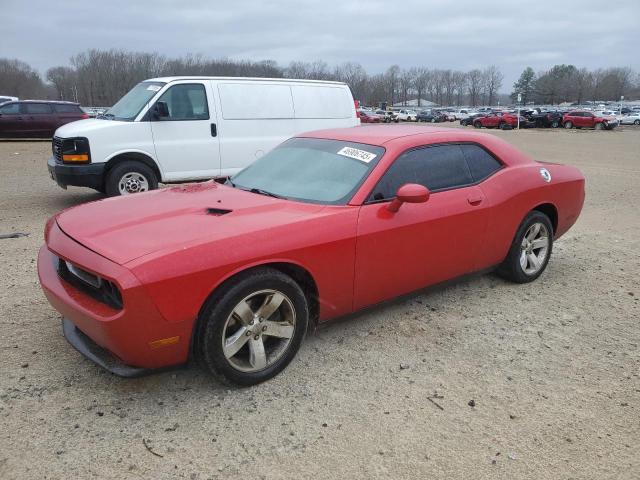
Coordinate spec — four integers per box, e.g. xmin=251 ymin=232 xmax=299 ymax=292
xmin=387 ymin=183 xmax=430 ymax=213
xmin=152 ymin=101 xmax=169 ymax=119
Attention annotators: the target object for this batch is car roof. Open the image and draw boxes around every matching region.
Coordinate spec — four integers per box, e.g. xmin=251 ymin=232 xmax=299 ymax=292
xmin=146 ymin=76 xmax=347 ymax=86
xmin=13 ymin=100 xmax=80 ymax=105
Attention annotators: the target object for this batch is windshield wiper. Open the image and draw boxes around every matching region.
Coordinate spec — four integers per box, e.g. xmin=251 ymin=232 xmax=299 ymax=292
xmin=97 ymin=113 xmax=115 ymax=120
xmin=249 ymin=187 xmax=286 ymax=199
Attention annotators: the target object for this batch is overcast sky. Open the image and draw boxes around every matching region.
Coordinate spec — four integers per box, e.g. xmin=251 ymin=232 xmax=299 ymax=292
xmin=3 ymin=0 xmax=639 ymax=91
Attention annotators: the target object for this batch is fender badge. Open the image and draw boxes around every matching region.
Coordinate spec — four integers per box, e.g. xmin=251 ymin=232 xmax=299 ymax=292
xmin=539 ymin=168 xmax=552 ymax=183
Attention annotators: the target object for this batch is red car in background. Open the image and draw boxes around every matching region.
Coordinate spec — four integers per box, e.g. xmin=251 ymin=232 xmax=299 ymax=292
xmin=562 ymin=110 xmax=618 ymax=130
xmin=358 ymin=110 xmax=383 ymax=123
xmin=473 ymin=111 xmax=525 ymax=129
xmin=0 ymin=100 xmax=88 ymax=138
xmin=38 ymin=125 xmax=585 ymax=385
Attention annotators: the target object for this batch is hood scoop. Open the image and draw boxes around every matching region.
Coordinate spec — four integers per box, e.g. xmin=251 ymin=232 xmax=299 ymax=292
xmin=206 ymin=207 xmax=232 ymax=216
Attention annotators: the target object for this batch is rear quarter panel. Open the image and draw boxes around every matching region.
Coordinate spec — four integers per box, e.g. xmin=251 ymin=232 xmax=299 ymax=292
xmin=476 ymin=163 xmax=585 ymax=269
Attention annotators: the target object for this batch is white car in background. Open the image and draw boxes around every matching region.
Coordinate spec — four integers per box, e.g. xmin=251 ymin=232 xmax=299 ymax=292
xmin=451 ymin=108 xmax=475 ymax=120
xmin=620 ymin=112 xmax=640 ymax=125
xmin=395 ymin=109 xmax=418 ymax=121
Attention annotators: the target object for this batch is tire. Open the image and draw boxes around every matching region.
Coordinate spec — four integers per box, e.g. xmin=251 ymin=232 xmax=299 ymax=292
xmin=473 ymin=121 xmax=482 ymax=129
xmin=551 ymin=120 xmax=559 ymax=128
xmin=497 ymin=211 xmax=553 ymax=284
xmin=634 ymin=120 xmax=640 ymax=125
xmin=499 ymin=122 xmax=507 ymax=130
xmin=564 ymin=121 xmax=573 ymax=129
xmin=595 ymin=122 xmax=604 ymax=130
xmin=197 ymin=267 xmax=308 ymax=386
xmin=431 ymin=118 xmax=436 ymax=123
xmin=105 ymin=160 xmax=158 ymax=197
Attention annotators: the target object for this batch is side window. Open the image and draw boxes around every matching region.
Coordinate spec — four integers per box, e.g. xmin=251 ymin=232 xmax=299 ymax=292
xmin=0 ymin=103 xmax=19 ymax=114
xmin=54 ymin=104 xmax=81 ymax=113
xmin=368 ymin=144 xmax=473 ymax=202
xmin=156 ymin=83 xmax=209 ymax=120
xmin=460 ymin=144 xmax=502 ymax=182
xmin=24 ymin=103 xmax=53 ymax=114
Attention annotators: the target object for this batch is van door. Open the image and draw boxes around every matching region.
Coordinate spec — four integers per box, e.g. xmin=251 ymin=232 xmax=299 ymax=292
xmin=150 ymin=81 xmax=220 ymax=181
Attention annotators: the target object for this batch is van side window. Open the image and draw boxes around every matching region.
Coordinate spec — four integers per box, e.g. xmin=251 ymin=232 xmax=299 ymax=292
xmin=24 ymin=103 xmax=53 ymax=114
xmin=156 ymin=84 xmax=209 ymax=121
xmin=0 ymin=103 xmax=19 ymax=114
xmin=367 ymin=144 xmax=473 ymax=202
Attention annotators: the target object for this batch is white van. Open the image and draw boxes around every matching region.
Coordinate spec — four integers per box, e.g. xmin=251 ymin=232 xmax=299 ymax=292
xmin=48 ymin=77 xmax=359 ymax=195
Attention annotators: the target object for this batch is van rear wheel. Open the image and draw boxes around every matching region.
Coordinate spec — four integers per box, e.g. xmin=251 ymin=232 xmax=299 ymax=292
xmin=106 ymin=161 xmax=158 ymax=197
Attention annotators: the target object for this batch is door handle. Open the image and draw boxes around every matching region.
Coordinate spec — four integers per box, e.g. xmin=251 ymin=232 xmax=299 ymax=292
xmin=467 ymin=194 xmax=483 ymax=206
xmin=210 ymin=123 xmax=217 ymax=137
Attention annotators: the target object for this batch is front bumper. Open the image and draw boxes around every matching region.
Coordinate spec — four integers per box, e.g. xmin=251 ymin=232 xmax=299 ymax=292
xmin=47 ymin=156 xmax=105 ymax=190
xmin=38 ymin=223 xmax=192 ymax=373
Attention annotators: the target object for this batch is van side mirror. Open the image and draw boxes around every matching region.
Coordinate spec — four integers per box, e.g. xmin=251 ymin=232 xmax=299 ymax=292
xmin=387 ymin=183 xmax=430 ymax=213
xmin=152 ymin=101 xmax=169 ymax=119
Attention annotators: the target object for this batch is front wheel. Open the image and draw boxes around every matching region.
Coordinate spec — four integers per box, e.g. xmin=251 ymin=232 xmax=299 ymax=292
xmin=551 ymin=120 xmax=559 ymax=128
xmin=473 ymin=121 xmax=482 ymax=129
xmin=634 ymin=120 xmax=640 ymax=125
xmin=105 ymin=161 xmax=158 ymax=197
xmin=497 ymin=211 xmax=553 ymax=283
xmin=595 ymin=122 xmax=604 ymax=130
xmin=197 ymin=268 xmax=308 ymax=386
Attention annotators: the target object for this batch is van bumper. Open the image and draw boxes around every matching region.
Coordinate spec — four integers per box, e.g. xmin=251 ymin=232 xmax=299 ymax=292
xmin=48 ymin=156 xmax=105 ymax=190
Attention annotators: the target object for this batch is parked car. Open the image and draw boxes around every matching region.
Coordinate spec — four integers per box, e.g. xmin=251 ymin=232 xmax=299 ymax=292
xmin=0 ymin=95 xmax=18 ymax=104
xmin=38 ymin=125 xmax=585 ymax=385
xmin=528 ymin=109 xmax=564 ymax=128
xmin=619 ymin=112 xmax=640 ymax=125
xmin=416 ymin=110 xmax=447 ymax=123
xmin=460 ymin=112 xmax=487 ymax=126
xmin=473 ymin=111 xmax=526 ymax=129
xmin=375 ymin=109 xmax=398 ymax=123
xmin=562 ymin=110 xmax=618 ymax=130
xmin=452 ymin=109 xmax=475 ymax=120
xmin=47 ymin=77 xmax=359 ymax=196
xmin=358 ymin=110 xmax=383 ymax=123
xmin=395 ymin=109 xmax=418 ymax=122
xmin=0 ymin=100 xmax=88 ymax=138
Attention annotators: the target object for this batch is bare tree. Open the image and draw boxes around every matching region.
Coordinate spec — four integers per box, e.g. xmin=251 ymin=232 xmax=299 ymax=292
xmin=482 ymin=65 xmax=503 ymax=106
xmin=467 ymin=69 xmax=483 ymax=106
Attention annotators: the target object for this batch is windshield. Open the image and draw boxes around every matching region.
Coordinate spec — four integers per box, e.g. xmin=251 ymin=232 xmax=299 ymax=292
xmin=230 ymin=138 xmax=385 ymax=205
xmin=103 ymin=81 xmax=165 ymax=121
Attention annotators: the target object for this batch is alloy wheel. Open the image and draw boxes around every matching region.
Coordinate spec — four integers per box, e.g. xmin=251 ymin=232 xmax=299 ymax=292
xmin=519 ymin=222 xmax=550 ymax=275
xmin=222 ymin=289 xmax=296 ymax=372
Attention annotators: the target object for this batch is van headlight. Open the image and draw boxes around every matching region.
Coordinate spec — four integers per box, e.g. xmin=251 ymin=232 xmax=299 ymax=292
xmin=60 ymin=137 xmax=91 ymax=164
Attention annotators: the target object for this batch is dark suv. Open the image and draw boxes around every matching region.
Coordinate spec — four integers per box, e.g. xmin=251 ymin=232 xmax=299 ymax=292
xmin=0 ymin=101 xmax=88 ymax=138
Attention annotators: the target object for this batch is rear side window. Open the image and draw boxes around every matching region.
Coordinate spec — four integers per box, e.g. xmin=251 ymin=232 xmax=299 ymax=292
xmin=368 ymin=144 xmax=472 ymax=201
xmin=156 ymin=83 xmax=209 ymax=120
xmin=460 ymin=144 xmax=502 ymax=182
xmin=291 ymin=85 xmax=352 ymax=119
xmin=24 ymin=103 xmax=53 ymax=114
xmin=0 ymin=103 xmax=19 ymax=114
xmin=53 ymin=104 xmax=81 ymax=113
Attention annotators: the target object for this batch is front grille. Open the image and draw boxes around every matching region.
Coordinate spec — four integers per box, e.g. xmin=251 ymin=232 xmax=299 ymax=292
xmin=52 ymin=137 xmax=63 ymax=162
xmin=55 ymin=256 xmax=123 ymax=310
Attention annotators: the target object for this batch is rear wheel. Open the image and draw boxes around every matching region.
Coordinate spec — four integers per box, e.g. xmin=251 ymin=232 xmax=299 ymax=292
xmin=497 ymin=211 xmax=553 ymax=283
xmin=564 ymin=121 xmax=573 ymax=129
xmin=105 ymin=161 xmax=158 ymax=197
xmin=197 ymin=268 xmax=308 ymax=386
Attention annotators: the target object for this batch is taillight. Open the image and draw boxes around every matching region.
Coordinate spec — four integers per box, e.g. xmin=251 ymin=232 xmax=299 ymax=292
xmin=81 ymin=113 xmax=89 ymax=119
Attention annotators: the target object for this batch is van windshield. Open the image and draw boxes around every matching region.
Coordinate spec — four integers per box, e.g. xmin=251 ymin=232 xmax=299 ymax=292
xmin=230 ymin=138 xmax=385 ymax=205
xmin=102 ymin=81 xmax=165 ymax=121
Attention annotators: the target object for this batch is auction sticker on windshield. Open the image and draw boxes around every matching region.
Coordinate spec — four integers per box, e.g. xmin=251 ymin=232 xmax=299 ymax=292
xmin=337 ymin=147 xmax=377 ymax=163
xmin=146 ymin=85 xmax=162 ymax=91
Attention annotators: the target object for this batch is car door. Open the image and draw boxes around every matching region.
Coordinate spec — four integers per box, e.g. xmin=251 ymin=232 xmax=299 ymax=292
xmin=22 ymin=102 xmax=55 ymax=136
xmin=0 ymin=102 xmax=23 ymax=137
xmin=150 ymin=81 xmax=221 ymax=180
xmin=353 ymin=143 xmax=491 ymax=310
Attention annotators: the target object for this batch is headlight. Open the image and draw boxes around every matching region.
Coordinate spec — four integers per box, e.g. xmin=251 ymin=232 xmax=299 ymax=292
xmin=61 ymin=137 xmax=91 ymax=164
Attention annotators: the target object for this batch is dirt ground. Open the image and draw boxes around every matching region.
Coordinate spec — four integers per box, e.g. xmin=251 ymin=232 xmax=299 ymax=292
xmin=0 ymin=124 xmax=638 ymax=480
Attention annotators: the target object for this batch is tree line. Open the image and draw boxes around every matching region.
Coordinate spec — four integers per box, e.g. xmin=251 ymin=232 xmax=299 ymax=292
xmin=511 ymin=65 xmax=638 ymax=105
xmin=0 ymin=49 xmax=638 ymax=107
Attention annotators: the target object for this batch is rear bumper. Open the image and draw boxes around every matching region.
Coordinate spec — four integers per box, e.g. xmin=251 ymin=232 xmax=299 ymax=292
xmin=48 ymin=156 xmax=105 ymax=190
xmin=37 ymin=224 xmax=192 ymax=371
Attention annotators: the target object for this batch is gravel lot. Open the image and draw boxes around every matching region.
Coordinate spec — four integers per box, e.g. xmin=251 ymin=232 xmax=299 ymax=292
xmin=1 ymin=125 xmax=638 ymax=479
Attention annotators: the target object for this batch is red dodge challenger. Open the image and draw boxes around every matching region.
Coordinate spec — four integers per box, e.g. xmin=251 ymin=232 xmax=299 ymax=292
xmin=38 ymin=126 xmax=585 ymax=385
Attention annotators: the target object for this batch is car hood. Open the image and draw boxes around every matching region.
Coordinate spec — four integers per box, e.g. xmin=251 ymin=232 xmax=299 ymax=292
xmin=55 ymin=118 xmax=129 ymax=137
xmin=55 ymin=182 xmax=324 ymax=265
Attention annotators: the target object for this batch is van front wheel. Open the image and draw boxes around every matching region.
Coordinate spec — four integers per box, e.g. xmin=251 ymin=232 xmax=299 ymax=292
xmin=106 ymin=161 xmax=158 ymax=197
